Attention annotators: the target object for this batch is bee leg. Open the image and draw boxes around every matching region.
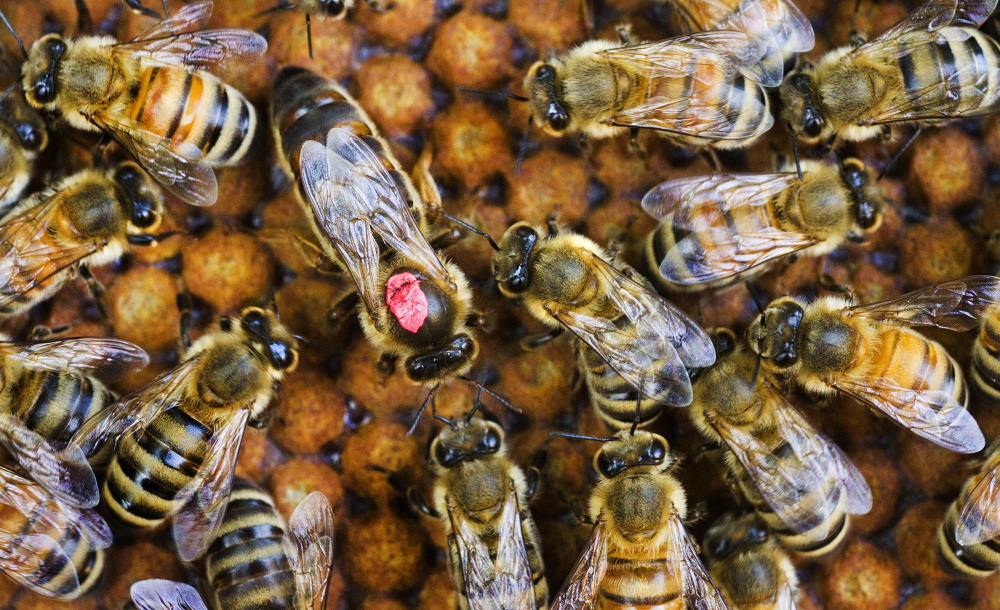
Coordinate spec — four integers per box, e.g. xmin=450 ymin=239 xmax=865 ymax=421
xmin=684 ymin=500 xmax=709 ymax=525
xmin=700 ymin=147 xmax=722 ymax=171
xmin=177 ymin=291 xmax=193 ymax=351
xmin=376 ymin=467 xmax=441 ymax=518
xmin=545 ymin=211 xmax=560 ymax=237
xmin=74 ymin=0 xmax=92 ymax=35
xmin=78 ymin=266 xmax=109 ymax=319
xmin=465 ymin=311 xmax=488 ymax=329
xmin=123 ymin=0 xmax=162 ymax=19
xmin=326 ymin=292 xmax=360 ymax=328
xmin=817 ymin=273 xmax=855 ymax=302
xmin=378 ymin=352 xmax=398 ymax=375
xmin=525 ymin=448 xmax=548 ymax=500
xmin=429 ymin=227 xmax=463 ymax=251
xmin=519 ymin=326 xmax=565 ymax=350
xmin=614 ymin=23 xmax=637 ymax=46
xmin=27 ymin=324 xmax=69 ymax=340
xmin=560 ymin=490 xmax=593 ymax=525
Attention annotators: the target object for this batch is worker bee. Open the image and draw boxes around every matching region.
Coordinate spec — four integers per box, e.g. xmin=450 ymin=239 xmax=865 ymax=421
xmin=780 ymin=0 xmax=1000 ymax=146
xmin=522 ymin=29 xmax=774 ymax=150
xmin=0 ymin=89 xmax=47 ymax=212
xmin=938 ymin=439 xmax=1000 ymax=577
xmin=297 ymin=127 xmax=477 ymax=386
xmin=69 ymin=307 xmax=299 ymax=562
xmin=970 ymin=304 xmax=1000 ymax=404
xmin=8 ymin=0 xmax=267 ymax=205
xmin=690 ymin=329 xmax=871 ymax=556
xmin=657 ymin=0 xmax=815 ymax=85
xmin=270 ymin=65 xmax=438 ymax=234
xmin=550 ymin=429 xmax=727 ymax=609
xmin=702 ymin=511 xmax=800 ymax=610
xmin=388 ymin=405 xmax=548 ymax=609
xmin=0 ymin=162 xmax=168 ymax=317
xmin=0 ymin=332 xmax=148 ymax=508
xmin=641 ymin=157 xmax=886 ymax=292
xmin=489 ymin=220 xmax=715 ymax=429
xmin=0 ymin=465 xmax=112 ymax=600
xmin=747 ymin=276 xmax=1000 ymax=454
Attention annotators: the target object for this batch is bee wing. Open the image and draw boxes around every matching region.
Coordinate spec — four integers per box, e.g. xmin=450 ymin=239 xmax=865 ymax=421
xmin=130 ymin=580 xmax=210 ymax=610
xmin=0 ymin=529 xmax=81 ymax=596
xmin=664 ymin=510 xmax=728 ymax=610
xmin=833 ymin=377 xmax=985 ymax=453
xmin=90 ymin=113 xmax=217 ymax=206
xmin=612 ymin=86 xmax=774 ymax=141
xmin=171 ymin=408 xmax=248 ymax=562
xmin=664 ymin=227 xmax=815 ymax=287
xmin=449 ymin=482 xmax=536 ymax=610
xmin=848 ymin=275 xmax=1000 ymax=331
xmin=129 ymin=0 xmax=213 ymax=40
xmin=600 ymin=30 xmax=772 ymax=85
xmin=1 ymin=337 xmax=149 ymax=380
xmin=956 ymin=460 xmax=1000 ymax=545
xmin=69 ymin=355 xmax=202 ymax=460
xmin=0 ymin=413 xmax=99 ymax=508
xmin=869 ymin=0 xmax=996 ymax=45
xmin=283 ymin=491 xmax=335 ymax=610
xmin=550 ymin=518 xmax=610 ymax=610
xmin=299 ymin=128 xmax=450 ymax=316
xmin=641 ymin=172 xmax=799 ymax=219
xmin=0 ymin=195 xmax=101 ymax=311
xmin=114 ymin=30 xmax=268 ymax=75
xmin=776 ymin=581 xmax=798 ymax=610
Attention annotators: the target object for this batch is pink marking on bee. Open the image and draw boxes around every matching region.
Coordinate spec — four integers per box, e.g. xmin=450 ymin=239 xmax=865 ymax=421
xmin=386 ymin=272 xmax=428 ymax=333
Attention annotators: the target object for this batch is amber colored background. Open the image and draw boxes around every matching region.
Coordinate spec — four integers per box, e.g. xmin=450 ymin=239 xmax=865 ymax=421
xmin=2 ymin=0 xmax=1000 ymax=607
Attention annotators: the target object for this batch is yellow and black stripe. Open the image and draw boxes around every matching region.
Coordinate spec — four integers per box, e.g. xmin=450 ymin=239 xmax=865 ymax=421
xmin=938 ymin=443 xmax=1000 ymax=578
xmin=101 ymin=405 xmax=212 ymax=532
xmin=5 ymin=370 xmax=114 ymax=445
xmin=871 ymin=328 xmax=967 ymax=411
xmin=598 ymin=552 xmax=684 ymax=608
xmin=130 ymin=66 xmax=255 ymax=167
xmin=578 ymin=342 xmax=666 ymax=430
xmin=204 ymin=478 xmax=297 ymax=610
xmin=972 ymin=306 xmax=1000 ymax=403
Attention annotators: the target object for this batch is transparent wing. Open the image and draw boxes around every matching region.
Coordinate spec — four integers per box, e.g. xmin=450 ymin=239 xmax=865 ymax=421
xmin=641 ymin=172 xmax=799 ymax=219
xmin=114 ymin=30 xmax=267 ymax=75
xmin=90 ymin=112 xmax=217 ymax=206
xmin=450 ymin=482 xmax=536 ymax=610
xmin=0 ymin=413 xmax=99 ymax=508
xmin=549 ymin=519 xmax=609 ymax=610
xmin=129 ymin=0 xmax=213 ymax=40
xmin=848 ymin=275 xmax=1000 ymax=331
xmin=956 ymin=458 xmax=1000 ymax=546
xmin=612 ymin=87 xmax=774 ymax=140
xmin=869 ymin=0 xmax=996 ymax=45
xmin=600 ymin=30 xmax=771 ymax=84
xmin=776 ymin=581 xmax=798 ymax=610
xmin=0 ymin=529 xmax=80 ymax=597
xmin=299 ymin=128 xmax=451 ymax=317
xmin=0 ymin=194 xmax=100 ymax=311
xmin=172 ymin=408 xmax=248 ymax=562
xmin=131 ymin=579 xmax=210 ymax=610
xmin=69 ymin=355 xmax=202 ymax=460
xmin=1 ymin=337 xmax=148 ymax=381
xmin=664 ymin=510 xmax=728 ymax=610
xmin=284 ymin=491 xmax=335 ymax=610
xmin=664 ymin=227 xmax=814 ymax=286
xmin=834 ymin=376 xmax=985 ymax=453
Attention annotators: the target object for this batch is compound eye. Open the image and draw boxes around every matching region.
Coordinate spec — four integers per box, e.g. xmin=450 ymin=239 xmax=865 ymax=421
xmin=507 ymin=275 xmax=528 ymax=293
xmin=435 ymin=444 xmax=463 ymax=467
xmin=476 ymin=428 xmax=501 ymax=454
xmin=747 ymin=525 xmax=769 ymax=544
xmin=131 ymin=203 xmax=157 ymax=228
xmin=536 ymin=64 xmax=556 ymax=82
xmin=644 ymin=439 xmax=666 ymax=463
xmin=546 ymin=105 xmax=569 ymax=131
xmin=803 ymin=109 xmax=824 ymax=138
xmin=856 ymin=200 xmax=879 ymax=230
xmin=15 ymin=123 xmax=43 ymax=150
xmin=774 ymin=352 xmax=796 ymax=368
xmin=269 ymin=341 xmax=297 ymax=370
xmin=596 ymin=452 xmax=625 ymax=478
xmin=323 ymin=0 xmax=346 ymax=13
xmin=240 ymin=309 xmax=269 ymax=335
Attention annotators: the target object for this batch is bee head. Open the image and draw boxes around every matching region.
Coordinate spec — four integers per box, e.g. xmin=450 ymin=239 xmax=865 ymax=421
xmin=0 ymin=92 xmax=47 ymax=153
xmin=21 ymin=35 xmax=67 ymax=109
xmin=594 ymin=430 xmax=669 ymax=480
xmin=429 ymin=417 xmax=504 ymax=469
xmin=492 ymin=223 xmax=538 ymax=297
xmin=747 ymin=298 xmax=803 ymax=369
xmin=839 ymin=158 xmax=884 ymax=241
xmin=525 ymin=61 xmax=570 ymax=136
xmin=780 ymin=67 xmax=828 ymax=145
xmin=703 ymin=512 xmax=770 ymax=562
xmin=317 ymin=0 xmax=349 ymax=17
xmin=113 ymin=163 xmax=163 ymax=232
xmin=237 ymin=307 xmax=299 ymax=372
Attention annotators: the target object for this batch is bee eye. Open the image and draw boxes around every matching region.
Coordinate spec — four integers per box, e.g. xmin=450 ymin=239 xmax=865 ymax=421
xmin=507 ymin=274 xmax=528 ymax=293
xmin=269 ymin=341 xmax=297 ymax=370
xmin=789 ymin=72 xmax=810 ymax=91
xmin=596 ymin=453 xmax=626 ymax=478
xmin=240 ymin=310 xmax=269 ymax=335
xmin=644 ymin=439 xmax=666 ymax=463
xmin=15 ymin=123 xmax=42 ymax=150
xmin=803 ymin=109 xmax=824 ymax=138
xmin=321 ymin=0 xmax=346 ymax=12
xmin=536 ymin=64 xmax=556 ymax=82
xmin=856 ymin=200 xmax=879 ymax=230
xmin=773 ymin=352 xmax=796 ymax=368
xmin=435 ymin=444 xmax=463 ymax=467
xmin=747 ymin=525 xmax=769 ymax=544
xmin=476 ymin=429 xmax=501 ymax=454
xmin=546 ymin=104 xmax=569 ymax=131
xmin=33 ymin=79 xmax=55 ymax=104
xmin=131 ymin=203 xmax=157 ymax=228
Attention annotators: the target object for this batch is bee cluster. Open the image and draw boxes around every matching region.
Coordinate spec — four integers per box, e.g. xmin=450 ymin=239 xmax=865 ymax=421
xmin=3 ymin=0 xmax=1000 ymax=608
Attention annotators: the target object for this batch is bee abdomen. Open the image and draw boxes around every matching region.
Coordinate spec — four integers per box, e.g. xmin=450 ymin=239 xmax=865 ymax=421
xmin=600 ymin=554 xmax=682 ymax=606
xmin=972 ymin=308 xmax=1000 ymax=402
xmin=9 ymin=370 xmax=113 ymax=443
xmin=103 ymin=407 xmax=211 ymax=532
xmin=130 ymin=66 xmax=255 ymax=167
xmin=578 ymin=344 xmax=664 ymax=429
xmin=896 ymin=29 xmax=1000 ymax=116
xmin=937 ymin=499 xmax=1000 ymax=577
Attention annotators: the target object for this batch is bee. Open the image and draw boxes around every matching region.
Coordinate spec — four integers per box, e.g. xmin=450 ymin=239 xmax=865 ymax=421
xmin=0 ymin=333 xmax=148 ymax=508
xmin=270 ymin=65 xmax=438 ymax=234
xmin=780 ymin=0 xmax=1000 ymax=146
xmin=387 ymin=406 xmax=548 ymax=610
xmin=0 ymin=465 xmax=112 ymax=600
xmin=8 ymin=0 xmax=267 ymax=206
xmin=0 ymin=89 xmax=47 ymax=211
xmin=938 ymin=439 xmax=1000 ymax=577
xmin=690 ymin=329 xmax=871 ymax=556
xmin=126 ymin=486 xmax=333 ymax=610
xmin=702 ymin=511 xmax=800 ymax=610
xmin=489 ymin=220 xmax=715 ymax=429
xmin=522 ymin=29 xmax=774 ymax=151
xmin=549 ymin=429 xmax=727 ymax=610
xmin=657 ymin=0 xmax=815 ymax=85
xmin=69 ymin=307 xmax=299 ymax=562
xmin=641 ymin=157 xmax=886 ymax=292
xmin=297 ymin=127 xmax=477 ymax=387
xmin=0 ymin=162 xmax=168 ymax=317
xmin=970 ymin=304 xmax=1000 ymax=404
xmin=747 ymin=276 xmax=1000 ymax=454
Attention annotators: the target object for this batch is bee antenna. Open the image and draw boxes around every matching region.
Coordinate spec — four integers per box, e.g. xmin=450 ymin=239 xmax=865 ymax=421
xmin=455 ymin=86 xmax=530 ymax=103
xmin=254 ymin=2 xmax=299 ymax=18
xmin=458 ymin=375 xmax=522 ymax=415
xmin=877 ymin=126 xmax=922 ymax=181
xmin=750 ymin=350 xmax=762 ymax=385
xmin=305 ymin=13 xmax=313 ymax=60
xmin=407 ymin=383 xmax=442 ymax=436
xmin=0 ymin=83 xmax=15 ymax=105
xmin=630 ymin=378 xmax=644 ymax=436
xmin=744 ymin=282 xmax=767 ymax=313
xmin=786 ymin=122 xmax=804 ymax=181
xmin=0 ymin=9 xmax=28 ymax=60
xmin=441 ymin=212 xmax=499 ymax=251
xmin=434 ymin=413 xmax=456 ymax=429
xmin=466 ymin=385 xmax=485 ymax=422
xmin=290 ymin=333 xmax=311 ymax=345
xmin=514 ymin=116 xmax=533 ymax=175
xmin=550 ymin=431 xmax=616 ymax=442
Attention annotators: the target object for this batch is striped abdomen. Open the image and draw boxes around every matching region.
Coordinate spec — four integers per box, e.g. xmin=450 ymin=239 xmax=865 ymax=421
xmin=270 ymin=66 xmax=424 ymax=222
xmin=521 ymin=511 xmax=549 ymax=610
xmin=868 ymin=327 xmax=967 ymax=409
xmin=205 ymin=479 xmax=297 ymax=610
xmin=937 ymin=443 xmax=1000 ymax=577
xmin=890 ymin=28 xmax=1000 ymax=120
xmin=577 ymin=341 xmax=665 ymax=429
xmin=971 ymin=306 xmax=1000 ymax=403
xmin=597 ymin=544 xmax=685 ymax=610
xmin=129 ymin=66 xmax=255 ymax=166
xmin=4 ymin=370 xmax=114 ymax=444
xmin=102 ymin=405 xmax=212 ymax=532
xmin=0 ymin=499 xmax=106 ymax=599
